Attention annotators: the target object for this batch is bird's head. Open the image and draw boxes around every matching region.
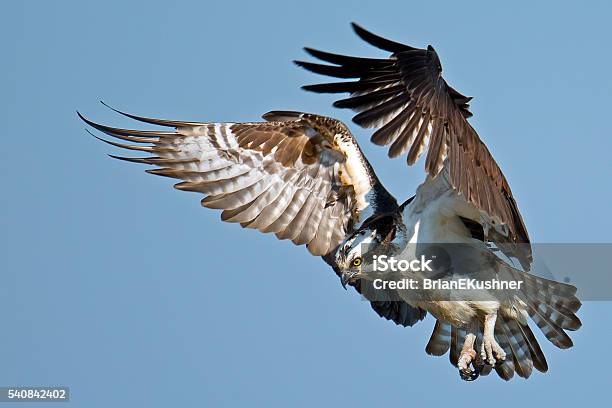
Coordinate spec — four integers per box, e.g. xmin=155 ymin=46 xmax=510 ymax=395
xmin=334 ymin=214 xmax=405 ymax=289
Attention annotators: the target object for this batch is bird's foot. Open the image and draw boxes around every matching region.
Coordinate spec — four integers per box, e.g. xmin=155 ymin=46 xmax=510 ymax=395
xmin=458 ymin=349 xmax=480 ymax=381
xmin=480 ymin=334 xmax=506 ymax=366
xmin=458 ymin=333 xmax=480 ymax=381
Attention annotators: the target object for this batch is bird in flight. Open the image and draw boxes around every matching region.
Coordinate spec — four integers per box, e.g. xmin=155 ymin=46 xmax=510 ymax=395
xmin=79 ymin=23 xmax=581 ymax=381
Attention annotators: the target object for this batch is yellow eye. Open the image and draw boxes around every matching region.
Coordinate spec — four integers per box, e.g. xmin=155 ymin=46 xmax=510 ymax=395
xmin=352 ymin=257 xmax=362 ymax=267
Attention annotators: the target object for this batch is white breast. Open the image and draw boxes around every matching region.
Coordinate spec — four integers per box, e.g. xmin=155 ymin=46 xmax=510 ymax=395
xmin=397 ymin=173 xmax=501 ymax=327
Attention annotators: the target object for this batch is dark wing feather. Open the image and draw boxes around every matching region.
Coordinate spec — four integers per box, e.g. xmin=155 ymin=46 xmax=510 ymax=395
xmin=80 ymin=105 xmax=397 ymax=256
xmin=297 ymin=23 xmax=531 ymax=269
xmin=322 ymin=254 xmax=427 ymax=327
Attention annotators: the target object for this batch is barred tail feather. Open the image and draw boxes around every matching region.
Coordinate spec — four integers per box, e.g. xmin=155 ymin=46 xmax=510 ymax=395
xmin=517 ymin=322 xmax=548 ymax=373
xmin=425 ymin=320 xmax=451 ymax=356
xmin=498 ymin=319 xmax=533 ymax=378
xmin=517 ymin=271 xmax=582 ymax=349
xmin=449 ymin=326 xmax=468 ymax=367
xmin=491 ymin=325 xmax=515 ymax=380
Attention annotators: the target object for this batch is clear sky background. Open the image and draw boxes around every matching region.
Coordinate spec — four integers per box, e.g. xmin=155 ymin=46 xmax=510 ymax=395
xmin=2 ymin=0 xmax=612 ymax=407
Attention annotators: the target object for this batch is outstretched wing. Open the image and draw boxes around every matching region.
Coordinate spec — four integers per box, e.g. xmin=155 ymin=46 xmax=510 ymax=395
xmin=296 ymin=23 xmax=531 ymax=269
xmin=79 ymin=105 xmax=397 ymax=256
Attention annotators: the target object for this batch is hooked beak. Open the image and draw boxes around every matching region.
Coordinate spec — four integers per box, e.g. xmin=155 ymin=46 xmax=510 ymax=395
xmin=340 ymin=270 xmax=359 ymax=290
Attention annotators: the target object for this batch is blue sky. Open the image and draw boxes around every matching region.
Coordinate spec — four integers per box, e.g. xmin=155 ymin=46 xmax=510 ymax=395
xmin=2 ymin=0 xmax=611 ymax=406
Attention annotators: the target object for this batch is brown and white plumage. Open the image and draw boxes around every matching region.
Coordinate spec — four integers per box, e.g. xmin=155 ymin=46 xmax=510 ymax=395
xmin=79 ymin=107 xmax=397 ymax=256
xmin=80 ymin=105 xmax=424 ymax=332
xmin=296 ymin=22 xmax=531 ymax=271
xmin=296 ymin=23 xmax=581 ymax=380
xmin=80 ymin=22 xmax=581 ymax=382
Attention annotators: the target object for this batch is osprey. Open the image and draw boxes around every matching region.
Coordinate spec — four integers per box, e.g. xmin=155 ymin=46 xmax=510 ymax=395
xmin=79 ymin=23 xmax=581 ymax=381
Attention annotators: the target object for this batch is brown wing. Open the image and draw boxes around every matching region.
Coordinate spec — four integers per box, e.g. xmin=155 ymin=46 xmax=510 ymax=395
xmin=79 ymin=105 xmax=397 ymax=256
xmin=296 ymin=23 xmax=531 ymax=269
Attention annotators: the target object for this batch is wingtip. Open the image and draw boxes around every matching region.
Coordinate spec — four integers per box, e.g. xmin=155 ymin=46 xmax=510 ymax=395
xmin=91 ymin=133 xmax=109 ymax=144
xmin=302 ymin=47 xmax=326 ymax=59
xmin=301 ymin=47 xmax=317 ymax=60
xmin=107 ymin=154 xmax=150 ymax=164
xmin=350 ymin=22 xmax=371 ymax=38
xmin=99 ymin=100 xmax=124 ymax=115
xmin=98 ymin=100 xmax=139 ymax=120
xmin=77 ymin=110 xmax=96 ymax=127
xmin=293 ymin=59 xmax=314 ymax=70
xmin=78 ymin=105 xmax=117 ymax=127
xmin=84 ymin=128 xmax=98 ymax=139
xmin=99 ymin=100 xmax=113 ymax=110
xmin=349 ymin=21 xmax=413 ymax=53
xmin=350 ymin=22 xmax=364 ymax=36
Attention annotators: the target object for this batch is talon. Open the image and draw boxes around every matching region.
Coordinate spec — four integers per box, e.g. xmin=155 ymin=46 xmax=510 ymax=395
xmin=460 ymin=367 xmax=480 ymax=381
xmin=481 ymin=335 xmax=506 ymax=366
xmin=458 ymin=333 xmax=480 ymax=381
xmin=458 ymin=349 xmax=479 ymax=380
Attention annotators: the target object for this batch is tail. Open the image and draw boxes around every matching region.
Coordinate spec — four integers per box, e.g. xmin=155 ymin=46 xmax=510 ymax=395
xmin=492 ymin=316 xmax=547 ymax=380
xmin=493 ymin=271 xmax=582 ymax=380
xmin=516 ymin=271 xmax=582 ymax=348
